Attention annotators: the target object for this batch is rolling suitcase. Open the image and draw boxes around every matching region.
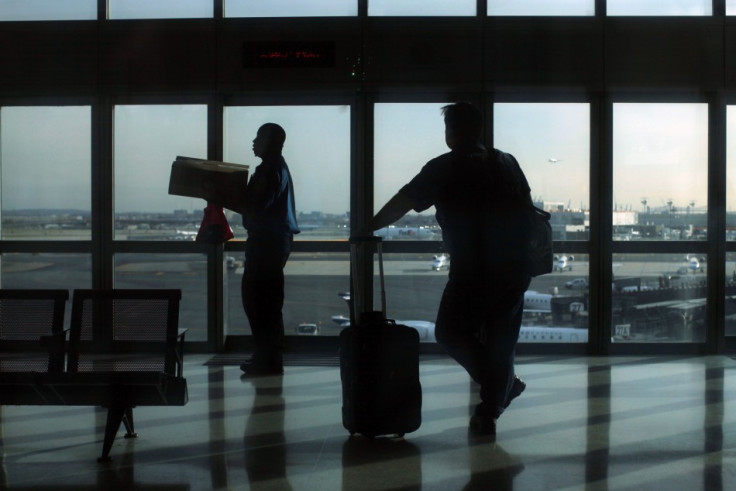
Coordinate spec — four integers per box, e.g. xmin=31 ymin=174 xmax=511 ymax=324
xmin=340 ymin=236 xmax=422 ymax=438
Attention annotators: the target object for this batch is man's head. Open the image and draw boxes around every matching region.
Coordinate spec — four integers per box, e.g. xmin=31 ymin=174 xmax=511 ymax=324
xmin=253 ymin=123 xmax=286 ymax=158
xmin=441 ymin=102 xmax=482 ymax=149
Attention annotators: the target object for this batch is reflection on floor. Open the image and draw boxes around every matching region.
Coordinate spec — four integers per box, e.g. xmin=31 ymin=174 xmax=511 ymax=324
xmin=1 ymin=355 xmax=734 ymax=490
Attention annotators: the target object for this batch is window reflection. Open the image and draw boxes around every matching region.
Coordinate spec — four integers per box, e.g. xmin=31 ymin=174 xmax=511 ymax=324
xmin=226 ymin=252 xmax=350 ymax=337
xmin=0 ymin=106 xmax=91 ymax=240
xmin=223 ymin=105 xmax=351 ymax=241
xmin=612 ymin=253 xmax=706 ymax=343
xmin=113 ymin=105 xmax=207 ymax=241
xmin=0 ymin=0 xmax=96 ymax=21
xmin=488 ymin=0 xmax=594 ymax=16
xmin=494 ymin=103 xmax=590 ymax=241
xmin=225 ymin=0 xmax=356 ymax=17
xmin=613 ymin=103 xmax=708 ymax=241
xmin=607 ymin=0 xmax=711 ymax=16
xmin=109 ymin=0 xmax=212 ymax=19
xmin=115 ymin=253 xmax=208 ymax=341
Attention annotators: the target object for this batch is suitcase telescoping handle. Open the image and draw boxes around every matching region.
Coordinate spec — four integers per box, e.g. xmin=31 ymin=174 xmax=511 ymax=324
xmin=349 ymin=236 xmax=387 ymax=324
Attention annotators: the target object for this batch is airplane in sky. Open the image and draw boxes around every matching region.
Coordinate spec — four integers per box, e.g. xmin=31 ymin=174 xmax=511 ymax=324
xmin=375 ymin=226 xmax=436 ymax=240
xmin=548 ymin=158 xmax=562 ymax=163
xmin=554 ymin=255 xmax=574 ymax=272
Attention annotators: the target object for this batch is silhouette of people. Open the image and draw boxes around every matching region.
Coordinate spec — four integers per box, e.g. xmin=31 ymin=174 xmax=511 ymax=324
xmin=240 ymin=123 xmax=300 ymax=376
xmin=366 ymin=103 xmax=532 ymax=436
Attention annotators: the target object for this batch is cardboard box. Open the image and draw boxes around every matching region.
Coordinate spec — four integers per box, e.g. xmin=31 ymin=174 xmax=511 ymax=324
xmin=168 ymin=156 xmax=249 ymax=213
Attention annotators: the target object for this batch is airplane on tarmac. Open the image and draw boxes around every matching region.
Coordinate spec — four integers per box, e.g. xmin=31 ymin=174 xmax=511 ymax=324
xmin=684 ymin=254 xmax=705 ymax=273
xmin=375 ymin=226 xmax=436 ymax=240
xmin=333 ymin=291 xmax=586 ymax=343
xmin=554 ymin=255 xmax=574 ymax=272
xmin=523 ymin=290 xmax=553 ymax=313
xmin=432 ymin=254 xmax=449 ymax=271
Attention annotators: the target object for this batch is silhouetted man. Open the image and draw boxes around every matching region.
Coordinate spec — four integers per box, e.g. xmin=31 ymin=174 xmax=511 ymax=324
xmin=240 ymin=123 xmax=299 ymax=376
xmin=366 ymin=103 xmax=532 ymax=435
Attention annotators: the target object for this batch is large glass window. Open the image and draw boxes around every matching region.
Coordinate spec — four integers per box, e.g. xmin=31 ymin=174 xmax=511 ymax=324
xmin=0 ymin=106 xmax=91 ymax=240
xmin=607 ymin=0 xmax=711 ymax=16
xmin=369 ymin=0 xmax=475 ymax=16
xmin=113 ymin=105 xmax=207 ymax=241
xmin=613 ymin=103 xmax=708 ymax=241
xmin=223 ymin=105 xmax=351 ymax=241
xmin=115 ymin=253 xmax=208 ymax=341
xmin=225 ymin=0 xmax=357 ymax=17
xmin=488 ymin=0 xmax=594 ymax=16
xmin=109 ymin=0 xmax=212 ymax=19
xmin=0 ymin=253 xmax=91 ymax=290
xmin=0 ymin=0 xmax=96 ymax=21
xmin=494 ymin=103 xmax=591 ymax=241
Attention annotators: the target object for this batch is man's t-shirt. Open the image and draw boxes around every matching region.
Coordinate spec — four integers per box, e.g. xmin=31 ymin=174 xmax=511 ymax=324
xmin=400 ymin=145 xmax=531 ymax=282
xmin=243 ymin=155 xmax=300 ymax=236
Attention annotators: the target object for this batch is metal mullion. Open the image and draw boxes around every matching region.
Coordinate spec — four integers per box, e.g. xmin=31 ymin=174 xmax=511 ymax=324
xmin=709 ymin=94 xmax=727 ymax=353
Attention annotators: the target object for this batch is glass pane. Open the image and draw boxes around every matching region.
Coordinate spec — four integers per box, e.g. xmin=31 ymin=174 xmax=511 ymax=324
xmin=224 ymin=105 xmax=351 ymax=241
xmin=374 ymin=103 xmax=448 ymax=226
xmin=727 ymin=106 xmax=736 ymax=239
xmin=488 ymin=0 xmax=595 ymax=16
xmin=1 ymin=253 xmax=91 ymax=289
xmin=727 ymin=252 xmax=736 ymax=336
xmin=225 ymin=0 xmax=357 ymax=17
xmin=494 ymin=103 xmax=590 ymax=241
xmin=369 ymin=0 xmax=475 ymax=16
xmin=1 ymin=107 xmax=91 ymax=240
xmin=607 ymin=0 xmax=711 ymax=16
xmin=729 ymin=0 xmax=736 ymax=15
xmin=226 ymin=252 xmax=350 ymax=337
xmin=613 ymin=104 xmax=708 ymax=241
xmin=522 ymin=254 xmax=589 ymax=343
xmin=115 ymin=253 xmax=208 ymax=342
xmin=0 ymin=0 xmax=96 ymax=21
xmin=109 ymin=0 xmax=212 ymax=19
xmin=612 ymin=253 xmax=706 ymax=343
xmin=114 ymin=105 xmax=207 ymax=241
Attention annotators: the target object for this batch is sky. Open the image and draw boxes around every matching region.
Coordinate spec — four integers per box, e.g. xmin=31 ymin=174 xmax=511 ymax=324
xmin=0 ymin=0 xmax=723 ymax=21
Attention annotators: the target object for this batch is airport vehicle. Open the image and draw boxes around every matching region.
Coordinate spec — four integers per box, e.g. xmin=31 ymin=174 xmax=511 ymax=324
xmin=295 ymin=323 xmax=320 ymax=335
xmin=565 ymin=278 xmax=589 ymax=290
xmin=432 ymin=254 xmax=449 ymax=271
xmin=554 ymin=255 xmax=574 ymax=272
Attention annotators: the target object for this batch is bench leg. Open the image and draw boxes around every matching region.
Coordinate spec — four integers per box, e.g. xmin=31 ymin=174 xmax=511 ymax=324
xmin=98 ymin=404 xmax=128 ymax=463
xmin=122 ymin=408 xmax=138 ymax=439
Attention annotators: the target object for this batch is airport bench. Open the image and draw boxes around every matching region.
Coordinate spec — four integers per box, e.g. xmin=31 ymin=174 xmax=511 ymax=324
xmin=0 ymin=289 xmax=69 ymax=404
xmin=0 ymin=288 xmax=188 ymax=463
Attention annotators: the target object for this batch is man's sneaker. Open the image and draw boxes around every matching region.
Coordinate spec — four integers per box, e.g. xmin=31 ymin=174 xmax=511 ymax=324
xmin=469 ymin=412 xmax=497 ymax=436
xmin=239 ymin=360 xmax=283 ymax=376
xmin=504 ymin=375 xmax=526 ymax=409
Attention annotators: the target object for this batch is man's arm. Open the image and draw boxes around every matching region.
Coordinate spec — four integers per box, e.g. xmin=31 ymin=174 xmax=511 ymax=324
xmin=365 ymin=191 xmax=416 ymax=233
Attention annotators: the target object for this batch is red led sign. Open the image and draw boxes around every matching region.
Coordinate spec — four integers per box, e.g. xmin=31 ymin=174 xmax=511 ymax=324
xmin=243 ymin=41 xmax=336 ymax=68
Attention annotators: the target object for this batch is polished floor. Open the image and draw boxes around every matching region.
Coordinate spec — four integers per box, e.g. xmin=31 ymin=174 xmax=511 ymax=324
xmin=1 ymin=354 xmax=735 ymax=490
